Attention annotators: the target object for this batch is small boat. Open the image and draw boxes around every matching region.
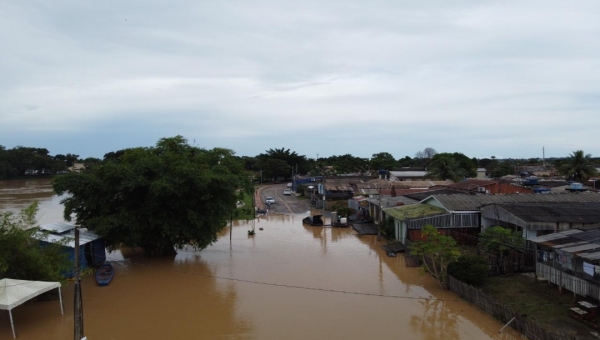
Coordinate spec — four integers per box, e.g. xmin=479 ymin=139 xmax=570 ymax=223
xmin=302 ymin=215 xmax=324 ymax=226
xmin=95 ymin=262 xmax=114 ymax=286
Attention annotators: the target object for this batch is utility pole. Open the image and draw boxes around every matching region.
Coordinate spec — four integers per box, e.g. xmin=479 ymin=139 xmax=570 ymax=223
xmin=74 ymin=227 xmax=84 ymax=340
xmin=377 ymin=184 xmax=382 ymax=241
xmin=543 ymin=146 xmax=546 ymax=168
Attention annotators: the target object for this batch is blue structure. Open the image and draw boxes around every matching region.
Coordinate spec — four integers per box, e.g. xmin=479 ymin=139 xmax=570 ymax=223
xmin=533 ymin=187 xmax=551 ymax=194
xmin=36 ymin=222 xmax=106 ymax=277
xmin=292 ymin=176 xmax=324 ymax=191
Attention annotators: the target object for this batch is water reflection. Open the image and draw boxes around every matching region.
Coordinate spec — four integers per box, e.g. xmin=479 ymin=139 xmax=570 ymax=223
xmin=411 ymin=299 xmax=460 ymax=339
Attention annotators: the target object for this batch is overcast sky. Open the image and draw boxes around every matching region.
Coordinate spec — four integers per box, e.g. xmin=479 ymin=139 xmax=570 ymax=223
xmin=2 ymin=0 xmax=599 ymax=160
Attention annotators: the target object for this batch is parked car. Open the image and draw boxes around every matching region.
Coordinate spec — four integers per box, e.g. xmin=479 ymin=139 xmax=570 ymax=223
xmin=265 ymin=196 xmax=275 ymax=204
xmin=283 ymin=189 xmax=292 ymax=195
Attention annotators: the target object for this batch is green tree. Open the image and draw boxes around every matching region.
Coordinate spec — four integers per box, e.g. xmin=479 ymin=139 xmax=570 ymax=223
xmin=325 ymin=154 xmax=370 ymax=175
xmin=370 ymin=152 xmax=397 ymax=171
xmin=427 ymin=152 xmax=476 ymax=182
xmin=410 ymin=225 xmax=461 ymax=288
xmin=257 ymin=148 xmax=308 ymax=175
xmin=479 ymin=226 xmax=525 ymax=275
xmin=0 ymin=202 xmax=71 ymax=281
xmin=447 ymin=254 xmax=489 ymax=286
xmin=261 ymin=158 xmax=291 ymax=181
xmin=490 ymin=161 xmax=515 ymax=178
xmin=397 ymin=156 xmax=415 ymax=167
xmin=558 ymin=150 xmax=598 ymax=183
xmin=53 ymin=136 xmax=252 ymax=256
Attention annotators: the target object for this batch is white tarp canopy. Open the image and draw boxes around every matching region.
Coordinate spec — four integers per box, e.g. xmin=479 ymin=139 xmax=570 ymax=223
xmin=0 ymin=278 xmax=63 ymax=338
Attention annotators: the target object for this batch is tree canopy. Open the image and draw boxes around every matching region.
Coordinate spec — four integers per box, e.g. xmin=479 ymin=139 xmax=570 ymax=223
xmin=53 ymin=136 xmax=252 ymax=256
xmin=256 ymin=148 xmax=308 ymax=178
xmin=558 ymin=150 xmax=598 ymax=183
xmin=370 ymin=152 xmax=397 ymax=171
xmin=410 ymin=225 xmax=461 ymax=288
xmin=479 ymin=226 xmax=525 ymax=275
xmin=427 ymin=152 xmax=477 ymax=182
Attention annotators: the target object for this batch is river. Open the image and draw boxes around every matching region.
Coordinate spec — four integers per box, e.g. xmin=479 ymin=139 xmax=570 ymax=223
xmin=0 ymin=178 xmax=524 ymax=339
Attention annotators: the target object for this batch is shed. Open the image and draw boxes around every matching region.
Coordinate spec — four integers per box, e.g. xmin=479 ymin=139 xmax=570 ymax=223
xmin=36 ymin=222 xmax=106 ymax=276
xmin=0 ymin=279 xmax=63 ymax=338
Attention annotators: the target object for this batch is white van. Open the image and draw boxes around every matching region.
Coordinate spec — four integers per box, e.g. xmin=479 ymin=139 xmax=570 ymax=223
xmin=287 ymin=183 xmax=292 ymax=188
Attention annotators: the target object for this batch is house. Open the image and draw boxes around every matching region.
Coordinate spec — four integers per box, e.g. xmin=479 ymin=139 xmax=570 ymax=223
xmin=67 ymin=163 xmax=85 ymax=172
xmin=389 ymin=167 xmax=428 ymax=181
xmin=430 ymin=178 xmax=532 ymax=194
xmin=481 ymin=202 xmax=600 ymax=240
xmin=529 ymin=226 xmax=600 ymax=300
xmin=383 ymin=204 xmax=447 ymax=244
xmin=35 ymin=222 xmax=106 ymax=276
xmin=403 ymin=192 xmax=600 ymax=244
xmin=367 ymin=195 xmax=420 ymax=224
xmin=476 ymin=168 xmax=488 ymax=179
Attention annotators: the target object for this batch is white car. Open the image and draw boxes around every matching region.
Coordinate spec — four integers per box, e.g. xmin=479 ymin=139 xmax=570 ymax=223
xmin=283 ymin=189 xmax=292 ymax=195
xmin=265 ymin=196 xmax=275 ymax=205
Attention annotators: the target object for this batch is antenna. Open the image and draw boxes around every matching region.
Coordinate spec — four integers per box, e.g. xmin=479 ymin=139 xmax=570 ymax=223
xmin=543 ymin=146 xmax=546 ymax=168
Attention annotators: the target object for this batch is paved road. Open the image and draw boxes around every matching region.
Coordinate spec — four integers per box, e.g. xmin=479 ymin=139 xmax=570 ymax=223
xmin=259 ymin=183 xmax=311 ymax=214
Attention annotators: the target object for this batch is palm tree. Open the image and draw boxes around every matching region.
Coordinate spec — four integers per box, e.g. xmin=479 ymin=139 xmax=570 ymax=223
xmin=559 ymin=150 xmax=598 ymax=183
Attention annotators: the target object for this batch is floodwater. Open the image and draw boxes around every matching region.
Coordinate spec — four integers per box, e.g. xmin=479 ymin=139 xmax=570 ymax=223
xmin=0 ymin=178 xmax=525 ymax=340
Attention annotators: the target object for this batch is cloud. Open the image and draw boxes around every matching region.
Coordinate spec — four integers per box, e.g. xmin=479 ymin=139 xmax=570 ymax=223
xmin=1 ymin=0 xmax=600 ymax=159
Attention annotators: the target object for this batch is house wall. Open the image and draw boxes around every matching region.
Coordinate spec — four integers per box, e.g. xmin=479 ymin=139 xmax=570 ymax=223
xmin=407 ymin=228 xmax=479 ymax=245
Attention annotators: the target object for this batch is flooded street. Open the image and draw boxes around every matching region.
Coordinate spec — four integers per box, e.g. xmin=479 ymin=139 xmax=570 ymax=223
xmin=0 ymin=179 xmax=524 ymax=339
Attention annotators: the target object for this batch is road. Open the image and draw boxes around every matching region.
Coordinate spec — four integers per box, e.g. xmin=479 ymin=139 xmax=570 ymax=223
xmin=259 ymin=183 xmax=311 ymax=214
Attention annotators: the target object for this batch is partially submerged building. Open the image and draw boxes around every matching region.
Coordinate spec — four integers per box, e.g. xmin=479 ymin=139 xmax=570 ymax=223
xmin=35 ymin=222 xmax=106 ymax=276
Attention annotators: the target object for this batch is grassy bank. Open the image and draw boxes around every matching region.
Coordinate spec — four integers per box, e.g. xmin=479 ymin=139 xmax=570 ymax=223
xmin=234 ymin=191 xmax=255 ymax=220
xmin=480 ymin=275 xmax=596 ymax=338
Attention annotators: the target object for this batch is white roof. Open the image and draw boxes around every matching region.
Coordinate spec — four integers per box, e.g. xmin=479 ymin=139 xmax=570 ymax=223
xmin=389 ymin=171 xmax=428 ymax=177
xmin=0 ymin=279 xmax=61 ymax=310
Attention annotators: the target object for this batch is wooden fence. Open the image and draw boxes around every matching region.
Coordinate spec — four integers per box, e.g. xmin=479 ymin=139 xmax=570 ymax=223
xmin=403 ymin=238 xmax=420 ymax=267
xmin=537 ymin=263 xmax=600 ymax=301
xmin=447 ymin=276 xmax=580 ymax=340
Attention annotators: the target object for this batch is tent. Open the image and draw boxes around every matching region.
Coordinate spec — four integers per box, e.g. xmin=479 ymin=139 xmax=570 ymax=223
xmin=0 ymin=279 xmax=63 ymax=338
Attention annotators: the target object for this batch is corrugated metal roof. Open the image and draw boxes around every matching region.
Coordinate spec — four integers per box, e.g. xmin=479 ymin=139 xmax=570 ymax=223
xmin=39 ymin=221 xmax=76 ymax=233
xmin=560 ymin=243 xmax=600 ymax=253
xmin=38 ymin=229 xmax=101 ymax=247
xmin=404 ymin=189 xmax=464 ymax=201
xmin=554 ymin=241 xmax=589 ymax=250
xmin=432 ymin=192 xmax=600 ymax=211
xmin=568 ymin=229 xmax=600 ymax=243
xmin=368 ymin=196 xmax=419 ymax=207
xmin=529 ymin=229 xmax=583 ymax=243
xmin=486 ymin=202 xmax=600 ymax=224
xmin=389 ymin=171 xmax=428 ymax=177
xmin=577 ymin=251 xmax=600 ymax=261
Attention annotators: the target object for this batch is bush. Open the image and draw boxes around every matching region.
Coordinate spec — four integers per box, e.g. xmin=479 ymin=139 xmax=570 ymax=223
xmin=448 ymin=254 xmax=489 ymax=287
xmin=0 ymin=203 xmax=71 ymax=281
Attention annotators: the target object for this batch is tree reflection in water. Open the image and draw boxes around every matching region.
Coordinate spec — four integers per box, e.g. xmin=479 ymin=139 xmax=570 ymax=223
xmin=410 ymin=299 xmax=460 ymax=339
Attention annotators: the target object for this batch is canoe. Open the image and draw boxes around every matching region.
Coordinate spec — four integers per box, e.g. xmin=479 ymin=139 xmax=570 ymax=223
xmin=95 ymin=262 xmax=114 ymax=286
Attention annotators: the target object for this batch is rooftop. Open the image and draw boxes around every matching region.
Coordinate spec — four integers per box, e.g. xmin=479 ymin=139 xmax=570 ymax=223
xmin=428 ymin=192 xmax=600 ymax=211
xmin=383 ymin=203 xmax=446 ymax=220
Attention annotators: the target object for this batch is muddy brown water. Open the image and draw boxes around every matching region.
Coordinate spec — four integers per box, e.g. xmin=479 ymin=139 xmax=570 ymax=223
xmin=0 ymin=178 xmax=525 ymax=339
